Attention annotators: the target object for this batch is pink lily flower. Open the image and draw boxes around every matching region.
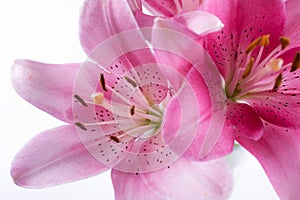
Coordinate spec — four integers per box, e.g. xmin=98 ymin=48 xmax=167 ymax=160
xmin=200 ymin=0 xmax=300 ymax=199
xmin=11 ymin=0 xmax=233 ymax=199
xmin=145 ymin=0 xmax=300 ymax=199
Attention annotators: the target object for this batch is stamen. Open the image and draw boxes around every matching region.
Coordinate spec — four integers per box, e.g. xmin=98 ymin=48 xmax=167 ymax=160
xmin=246 ymin=36 xmax=261 ymax=54
xmin=124 ymin=76 xmax=137 ymax=87
xmin=291 ymin=52 xmax=300 ymax=72
xmin=130 ymin=105 xmax=135 ymax=116
xmin=74 ymin=94 xmax=88 ymax=107
xmin=110 ymin=135 xmax=120 ymax=143
xmin=104 ymin=83 xmax=162 ymax=117
xmin=273 ymin=73 xmax=283 ymax=90
xmin=75 ymin=122 xmax=88 ymax=131
xmin=260 ymin=35 xmax=270 ymax=46
xmin=280 ymin=37 xmax=290 ymax=50
xmin=100 ymin=73 xmax=108 ymax=92
xmin=80 ymin=119 xmax=124 ymax=126
xmin=242 ymin=57 xmax=254 ymax=78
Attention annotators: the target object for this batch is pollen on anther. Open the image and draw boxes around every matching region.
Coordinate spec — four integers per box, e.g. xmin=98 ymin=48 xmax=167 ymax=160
xmin=75 ymin=122 xmax=87 ymax=131
xmin=280 ymin=37 xmax=290 ymax=50
xmin=110 ymin=135 xmax=120 ymax=143
xmin=130 ymin=105 xmax=135 ymax=116
xmin=100 ymin=73 xmax=108 ymax=92
xmin=260 ymin=35 xmax=270 ymax=46
xmin=74 ymin=94 xmax=88 ymax=107
xmin=246 ymin=36 xmax=261 ymax=54
xmin=124 ymin=76 xmax=137 ymax=87
xmin=291 ymin=52 xmax=300 ymax=72
xmin=273 ymin=73 xmax=283 ymax=90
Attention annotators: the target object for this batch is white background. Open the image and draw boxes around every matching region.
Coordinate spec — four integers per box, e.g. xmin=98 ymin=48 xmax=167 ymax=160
xmin=0 ymin=0 xmax=279 ymax=199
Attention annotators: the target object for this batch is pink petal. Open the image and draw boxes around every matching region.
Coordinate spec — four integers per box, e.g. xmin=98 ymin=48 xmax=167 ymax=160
xmin=181 ymin=67 xmax=228 ymax=160
xmin=79 ymin=0 xmax=144 ymax=54
xmin=154 ymin=10 xmax=223 ymax=37
xmin=143 ymin=0 xmax=203 ymax=17
xmin=111 ymin=169 xmax=163 ymax=200
xmin=141 ymin=157 xmax=233 ymax=200
xmin=142 ymin=0 xmax=179 ymax=17
xmin=202 ymin=0 xmax=285 ymax=80
xmin=151 ymin=21 xmax=223 ymax=88
xmin=237 ymin=122 xmax=300 ymax=200
xmin=11 ymin=59 xmax=79 ymax=123
xmin=173 ymin=10 xmax=223 ymax=35
xmin=192 ymin=102 xmax=264 ymax=160
xmin=202 ymin=124 xmax=234 ymax=160
xmin=11 ymin=125 xmax=108 ymax=188
xmin=151 ymin=27 xmax=227 ymax=159
xmin=180 ymin=0 xmax=204 ymax=12
xmin=285 ymin=0 xmax=300 ymax=48
xmin=225 ymin=102 xmax=264 ymax=140
xmin=127 ymin=0 xmax=142 ymax=13
xmin=246 ymin=91 xmax=300 ymax=129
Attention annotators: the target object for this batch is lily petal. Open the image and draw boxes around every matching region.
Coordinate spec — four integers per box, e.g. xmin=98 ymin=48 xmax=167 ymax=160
xmin=225 ymin=102 xmax=264 ymax=140
xmin=111 ymin=169 xmax=163 ymax=200
xmin=202 ymin=123 xmax=234 ymax=160
xmin=285 ymin=0 xmax=300 ymax=48
xmin=151 ymin=26 xmax=227 ymax=159
xmin=141 ymin=157 xmax=233 ymax=200
xmin=246 ymin=91 xmax=300 ymax=129
xmin=202 ymin=0 xmax=285 ymax=80
xmin=142 ymin=0 xmax=180 ymax=17
xmin=143 ymin=0 xmax=203 ymax=17
xmin=79 ymin=0 xmax=144 ymax=54
xmin=11 ymin=59 xmax=79 ymax=123
xmin=173 ymin=11 xmax=223 ymax=35
xmin=11 ymin=125 xmax=108 ymax=188
xmin=198 ymin=102 xmax=263 ymax=160
xmin=154 ymin=11 xmax=223 ymax=37
xmin=237 ymin=122 xmax=300 ymax=200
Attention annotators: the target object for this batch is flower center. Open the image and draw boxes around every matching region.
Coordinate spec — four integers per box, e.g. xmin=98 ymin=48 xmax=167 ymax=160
xmin=225 ymin=35 xmax=300 ymax=100
xmin=72 ymin=61 xmax=194 ymax=174
xmin=74 ymin=72 xmax=170 ymax=141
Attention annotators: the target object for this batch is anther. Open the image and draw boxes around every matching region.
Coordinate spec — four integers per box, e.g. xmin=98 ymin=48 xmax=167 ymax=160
xmin=242 ymin=57 xmax=254 ymax=78
xmin=291 ymin=52 xmax=300 ymax=72
xmin=124 ymin=76 xmax=137 ymax=87
xmin=74 ymin=94 xmax=88 ymax=107
xmin=246 ymin=36 xmax=262 ymax=54
xmin=100 ymin=73 xmax=108 ymax=92
xmin=110 ymin=135 xmax=120 ymax=143
xmin=260 ymin=35 xmax=270 ymax=46
xmin=75 ymin=122 xmax=88 ymax=131
xmin=130 ymin=105 xmax=135 ymax=116
xmin=273 ymin=73 xmax=283 ymax=90
xmin=280 ymin=37 xmax=290 ymax=50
